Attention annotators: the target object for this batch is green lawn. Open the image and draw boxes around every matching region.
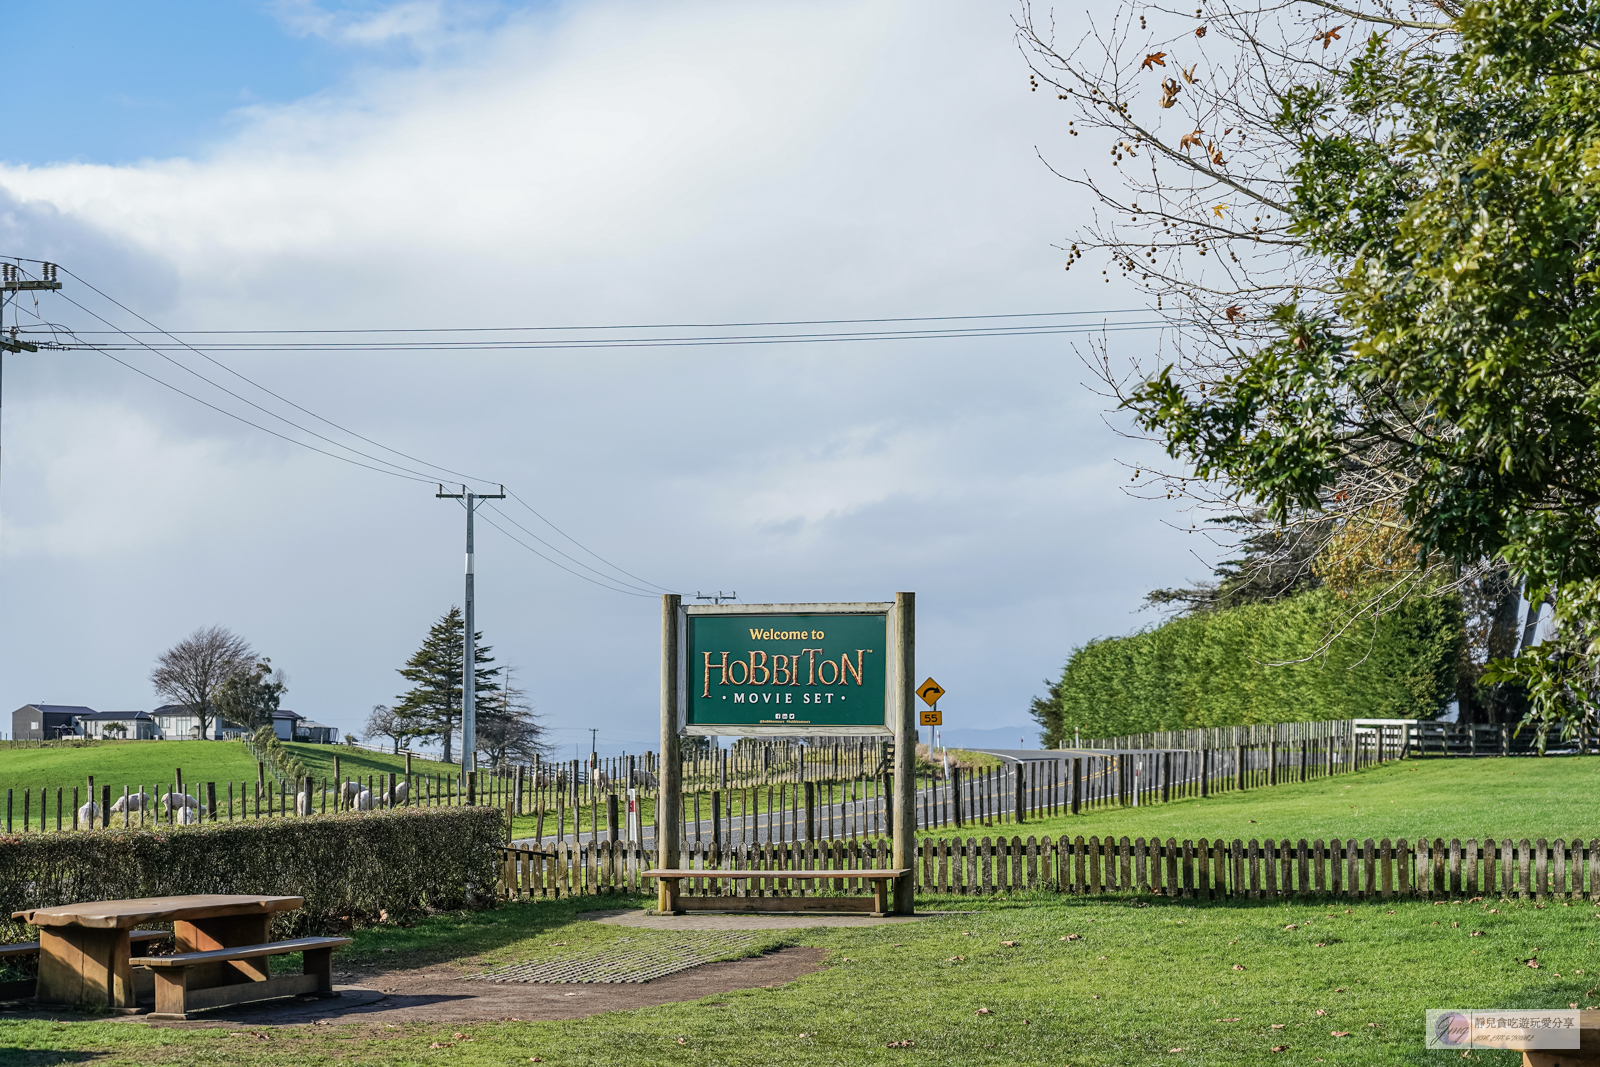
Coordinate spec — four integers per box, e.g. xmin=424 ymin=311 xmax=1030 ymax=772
xmin=5 ymin=891 xmax=1595 ymax=1065
xmin=0 ymin=740 xmax=462 ymax=796
xmin=999 ymin=756 xmax=1600 ymax=844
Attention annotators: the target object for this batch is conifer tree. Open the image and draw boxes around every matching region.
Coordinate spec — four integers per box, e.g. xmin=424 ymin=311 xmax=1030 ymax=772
xmin=392 ymin=606 xmax=500 ymax=764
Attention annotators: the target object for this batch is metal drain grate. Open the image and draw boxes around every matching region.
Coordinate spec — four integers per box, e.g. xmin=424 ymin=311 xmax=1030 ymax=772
xmin=462 ymin=933 xmax=763 ymax=984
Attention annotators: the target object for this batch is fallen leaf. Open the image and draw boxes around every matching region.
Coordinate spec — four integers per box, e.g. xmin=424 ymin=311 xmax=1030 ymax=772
xmin=1233 ymin=964 xmax=1247 ymax=971
xmin=452 ymin=1034 xmax=466 ymax=1040
xmin=1142 ymin=52 xmax=1168 ymax=69
xmin=1002 ymin=941 xmax=1019 ymax=947
xmin=1271 ymin=1046 xmax=1289 ymax=1053
xmin=1169 ymin=1048 xmax=1186 ymax=1053
xmin=1331 ymin=1031 xmax=1352 ymax=1037
xmin=1527 ymin=960 xmax=1541 ymax=969
xmin=1316 ymin=1009 xmax=1328 ymax=1017
xmin=947 ymin=955 xmax=966 ymax=962
xmin=1271 ymin=1023 xmax=1286 ymax=1029
xmin=1368 ymin=1023 xmax=1378 ymax=1028
xmin=429 ymin=1043 xmax=451 ymax=1049
xmin=976 ymin=1007 xmax=995 ymax=1016
xmin=887 ymin=1039 xmax=916 ymax=1048
xmin=1284 ymin=924 xmax=1299 ymax=931
xmin=1314 ymin=942 xmax=1327 ymax=948
xmin=1221 ymin=1017 xmax=1242 ymax=1022
xmin=1098 ymin=955 xmax=1109 ymax=960
xmin=677 ymin=1038 xmax=688 ymax=1046
xmin=1334 ymin=988 xmax=1346 ymax=993
xmin=529 ymin=1059 xmax=544 ymax=1063
xmin=1470 ymin=931 xmax=1484 ymax=937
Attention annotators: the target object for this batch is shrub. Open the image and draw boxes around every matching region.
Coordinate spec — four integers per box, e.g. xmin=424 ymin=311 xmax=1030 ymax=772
xmin=1036 ymin=588 xmax=1463 ymax=743
xmin=0 ymin=806 xmax=503 ymax=943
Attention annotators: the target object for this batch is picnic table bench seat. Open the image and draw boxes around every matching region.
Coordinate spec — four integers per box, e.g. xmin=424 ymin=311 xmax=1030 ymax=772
xmin=140 ymin=935 xmax=352 ymax=1020
xmin=0 ymin=930 xmax=172 ymax=1003
xmin=644 ymin=868 xmax=910 ymax=916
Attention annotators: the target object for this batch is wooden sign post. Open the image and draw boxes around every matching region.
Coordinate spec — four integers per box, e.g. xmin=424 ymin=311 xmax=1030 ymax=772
xmin=657 ymin=593 xmax=917 ymax=915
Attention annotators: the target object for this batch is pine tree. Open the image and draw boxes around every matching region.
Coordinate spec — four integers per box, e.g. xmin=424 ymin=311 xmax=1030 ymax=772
xmin=392 ymin=606 xmax=500 ymax=764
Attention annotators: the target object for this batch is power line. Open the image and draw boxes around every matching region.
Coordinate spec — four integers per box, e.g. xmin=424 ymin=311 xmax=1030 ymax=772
xmin=20 ymin=263 xmax=671 ymax=596
xmin=49 ymin=307 xmax=1158 ymax=334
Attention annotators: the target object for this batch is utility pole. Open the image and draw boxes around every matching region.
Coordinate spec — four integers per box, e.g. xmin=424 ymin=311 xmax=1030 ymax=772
xmin=436 ymin=482 xmax=505 ymax=773
xmin=0 ymin=263 xmax=60 ymax=552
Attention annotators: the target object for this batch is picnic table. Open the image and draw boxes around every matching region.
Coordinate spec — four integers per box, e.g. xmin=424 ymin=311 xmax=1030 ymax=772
xmin=11 ymin=893 xmax=348 ymax=1017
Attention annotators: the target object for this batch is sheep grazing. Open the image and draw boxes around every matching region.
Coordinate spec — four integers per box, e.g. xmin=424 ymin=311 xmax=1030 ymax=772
xmin=353 ymin=790 xmax=375 ymax=811
xmin=111 ymin=791 xmax=152 ymax=814
xmin=175 ymin=806 xmax=200 ymax=825
xmin=339 ymin=780 xmax=365 ymax=802
xmin=295 ymin=791 xmax=314 ymax=816
xmin=77 ymin=802 xmax=101 ymax=826
xmin=161 ymin=792 xmax=200 ymax=812
xmin=380 ymin=781 xmax=410 ymax=807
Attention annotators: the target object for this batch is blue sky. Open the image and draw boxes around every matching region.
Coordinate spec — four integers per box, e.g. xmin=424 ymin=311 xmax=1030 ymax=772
xmin=0 ymin=1 xmax=1200 ymax=757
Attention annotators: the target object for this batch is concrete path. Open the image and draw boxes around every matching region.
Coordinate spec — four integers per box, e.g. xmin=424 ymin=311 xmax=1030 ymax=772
xmin=577 ymin=908 xmax=927 ymax=931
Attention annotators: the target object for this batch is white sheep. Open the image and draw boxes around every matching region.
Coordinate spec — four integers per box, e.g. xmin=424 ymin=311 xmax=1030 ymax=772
xmin=176 ymin=806 xmax=200 ymax=825
xmin=111 ymin=791 xmax=152 ymax=814
xmin=161 ymin=792 xmax=200 ymax=812
xmin=295 ymin=791 xmax=314 ymax=815
xmin=339 ymin=780 xmax=366 ymax=804
xmin=380 ymin=781 xmax=410 ymax=807
xmin=353 ymin=789 xmax=375 ymax=811
xmin=77 ymin=802 xmax=100 ymax=826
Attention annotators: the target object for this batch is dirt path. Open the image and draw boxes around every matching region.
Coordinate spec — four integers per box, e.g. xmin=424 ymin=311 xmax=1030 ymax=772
xmin=142 ymin=946 xmax=830 ymax=1029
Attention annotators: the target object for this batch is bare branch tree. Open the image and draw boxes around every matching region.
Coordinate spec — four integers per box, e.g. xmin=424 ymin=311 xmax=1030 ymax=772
xmin=150 ymin=625 xmax=253 ymax=739
xmin=364 ymin=704 xmax=408 ymax=755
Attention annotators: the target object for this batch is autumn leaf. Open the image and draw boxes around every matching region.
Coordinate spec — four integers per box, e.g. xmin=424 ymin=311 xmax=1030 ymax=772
xmin=1169 ymin=1048 xmax=1185 ymax=1054
xmin=1233 ymin=964 xmax=1247 ymax=971
xmin=947 ymin=955 xmax=966 ymax=962
xmin=1060 ymin=933 xmax=1082 ymax=941
xmin=887 ymin=1039 xmax=916 ymax=1048
xmin=1179 ymin=130 xmax=1204 ymax=152
xmin=1208 ymin=141 xmax=1226 ymax=166
xmin=1284 ymin=924 xmax=1298 ymax=931
xmin=1271 ymin=1024 xmax=1286 ymax=1029
xmin=1527 ymin=960 xmax=1542 ymax=968
xmin=1181 ymin=64 xmax=1200 ymax=87
xmin=976 ymin=1007 xmax=995 ymax=1016
xmin=1160 ymin=79 xmax=1181 ymax=108
xmin=1001 ymin=940 xmax=1019 ymax=947
xmin=1271 ymin=1045 xmax=1289 ymax=1052
xmin=1332 ymin=1031 xmax=1352 ymax=1037
xmin=1471 ymin=930 xmax=1484 ymax=937
xmin=1142 ymin=52 xmax=1168 ymax=69
xmin=1195 ymin=25 xmax=1207 ymax=36
xmin=1213 ymin=204 xmax=1227 ymax=217
xmin=1314 ymin=25 xmax=1343 ymax=48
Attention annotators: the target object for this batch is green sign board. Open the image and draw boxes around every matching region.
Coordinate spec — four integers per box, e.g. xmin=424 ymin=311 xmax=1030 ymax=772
xmin=684 ymin=610 xmax=888 ymax=732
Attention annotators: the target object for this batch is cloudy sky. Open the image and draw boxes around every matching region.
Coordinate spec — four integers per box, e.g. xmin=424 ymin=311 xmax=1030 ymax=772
xmin=0 ymin=0 xmax=1198 ymax=756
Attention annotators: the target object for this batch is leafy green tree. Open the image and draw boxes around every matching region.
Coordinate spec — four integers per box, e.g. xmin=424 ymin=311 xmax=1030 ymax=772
xmin=393 ymin=606 xmax=500 ymax=764
xmin=213 ymin=657 xmax=286 ymax=732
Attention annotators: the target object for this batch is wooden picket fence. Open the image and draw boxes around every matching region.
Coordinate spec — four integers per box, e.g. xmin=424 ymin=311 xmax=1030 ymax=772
xmin=499 ymin=833 xmax=1600 ymax=902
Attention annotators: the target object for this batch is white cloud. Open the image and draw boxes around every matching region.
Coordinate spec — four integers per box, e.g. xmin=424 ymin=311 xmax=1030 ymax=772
xmin=0 ymin=0 xmax=1196 ymax=741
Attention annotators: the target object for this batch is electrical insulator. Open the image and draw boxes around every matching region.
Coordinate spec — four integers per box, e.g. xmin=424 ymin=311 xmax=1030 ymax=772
xmin=42 ymin=262 xmax=56 ymax=282
xmin=1 ymin=264 xmax=14 ymax=282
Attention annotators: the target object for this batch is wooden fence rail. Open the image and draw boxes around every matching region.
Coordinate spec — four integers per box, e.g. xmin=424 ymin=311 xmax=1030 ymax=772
xmin=499 ymin=834 xmax=1600 ymax=903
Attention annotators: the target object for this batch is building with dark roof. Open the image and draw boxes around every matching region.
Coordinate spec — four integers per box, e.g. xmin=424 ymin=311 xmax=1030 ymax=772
xmin=11 ymin=704 xmax=95 ymax=741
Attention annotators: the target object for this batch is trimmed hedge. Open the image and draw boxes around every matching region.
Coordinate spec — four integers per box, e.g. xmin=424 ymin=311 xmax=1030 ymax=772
xmin=0 ymin=806 xmax=503 ymax=944
xmin=1045 ymin=588 xmax=1463 ymax=742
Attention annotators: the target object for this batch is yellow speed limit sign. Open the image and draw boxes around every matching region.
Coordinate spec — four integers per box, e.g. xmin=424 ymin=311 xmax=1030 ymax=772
xmin=920 ymin=709 xmax=943 ymax=726
xmin=917 ymin=678 xmax=945 ymax=707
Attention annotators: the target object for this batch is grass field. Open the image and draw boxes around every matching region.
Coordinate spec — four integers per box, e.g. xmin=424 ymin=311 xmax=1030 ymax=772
xmin=1010 ymin=756 xmax=1600 ymax=843
xmin=4 ymin=890 xmax=1594 ymax=1065
xmin=0 ymin=740 xmax=462 ymax=796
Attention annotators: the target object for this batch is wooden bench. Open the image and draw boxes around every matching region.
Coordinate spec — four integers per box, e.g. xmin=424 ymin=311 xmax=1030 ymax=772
xmin=139 ymin=935 xmax=352 ymax=1020
xmin=644 ymin=868 xmax=910 ymax=917
xmin=0 ymin=931 xmax=171 ymax=1003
